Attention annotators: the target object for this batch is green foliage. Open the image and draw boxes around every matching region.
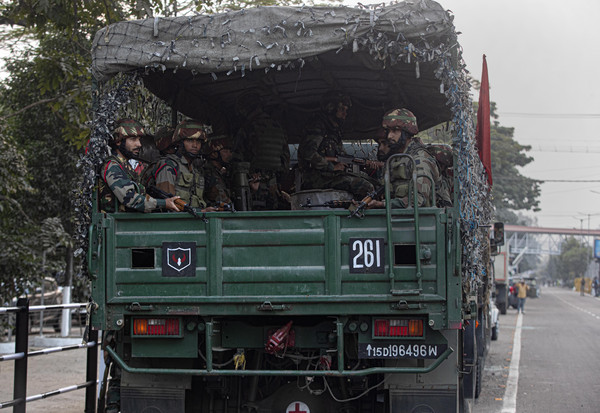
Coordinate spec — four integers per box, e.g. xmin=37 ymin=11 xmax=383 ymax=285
xmin=490 ymin=125 xmax=541 ymax=214
xmin=546 ymin=236 xmax=591 ymax=284
xmin=421 ymin=102 xmax=542 ymax=223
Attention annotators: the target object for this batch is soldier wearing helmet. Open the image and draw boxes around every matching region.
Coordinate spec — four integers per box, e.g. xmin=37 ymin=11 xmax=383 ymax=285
xmin=233 ymin=90 xmax=290 ymax=210
xmin=155 ymin=119 xmax=213 ymax=210
xmin=369 ymin=108 xmax=442 ymax=209
xmin=298 ymin=91 xmax=376 ymax=200
xmin=99 ymin=118 xmax=181 ymax=213
xmin=204 ymin=135 xmax=234 ymax=207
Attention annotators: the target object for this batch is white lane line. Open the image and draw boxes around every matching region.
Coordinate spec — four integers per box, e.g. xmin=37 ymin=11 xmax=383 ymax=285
xmin=552 ymin=294 xmax=600 ymax=319
xmin=501 ymin=313 xmax=522 ymax=413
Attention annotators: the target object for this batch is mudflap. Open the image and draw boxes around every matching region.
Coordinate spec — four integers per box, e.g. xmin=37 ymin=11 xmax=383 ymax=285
xmin=390 ymin=389 xmax=457 ymax=413
xmin=386 ymin=330 xmax=461 ymax=413
xmin=120 ymin=371 xmax=190 ymax=413
xmin=461 ymin=320 xmax=477 ymax=400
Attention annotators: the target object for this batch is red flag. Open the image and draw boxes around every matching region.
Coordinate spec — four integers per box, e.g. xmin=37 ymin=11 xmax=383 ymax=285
xmin=476 ymin=54 xmax=492 ymax=187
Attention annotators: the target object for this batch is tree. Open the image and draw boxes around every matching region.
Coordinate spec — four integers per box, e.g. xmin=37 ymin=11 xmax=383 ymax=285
xmin=421 ymin=100 xmax=542 ymax=224
xmin=490 ymin=123 xmax=541 ymax=217
xmin=546 ymin=236 xmax=590 ymax=285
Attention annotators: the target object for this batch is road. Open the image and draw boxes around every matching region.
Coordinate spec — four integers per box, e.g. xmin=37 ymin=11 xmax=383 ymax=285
xmin=475 ymin=286 xmax=600 ymax=413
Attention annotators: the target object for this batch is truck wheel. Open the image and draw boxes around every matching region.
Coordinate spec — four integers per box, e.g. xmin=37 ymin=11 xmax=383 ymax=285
xmin=491 ymin=326 xmax=498 ymax=341
xmin=497 ymin=302 xmax=506 ymax=315
xmin=474 ymin=359 xmax=482 ymax=399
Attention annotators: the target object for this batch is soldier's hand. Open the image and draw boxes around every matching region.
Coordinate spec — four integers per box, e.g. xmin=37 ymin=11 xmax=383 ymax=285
xmin=202 ymin=206 xmax=217 ymax=212
xmin=333 ymin=162 xmax=345 ymax=171
xmin=366 ymin=160 xmax=384 ymax=170
xmin=165 ymin=196 xmax=182 ymax=212
xmin=367 ymin=199 xmax=385 ymax=209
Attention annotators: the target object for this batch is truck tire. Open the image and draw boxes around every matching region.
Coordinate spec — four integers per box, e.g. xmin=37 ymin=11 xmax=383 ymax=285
xmin=497 ymin=301 xmax=506 ymax=315
xmin=491 ymin=326 xmax=498 ymax=341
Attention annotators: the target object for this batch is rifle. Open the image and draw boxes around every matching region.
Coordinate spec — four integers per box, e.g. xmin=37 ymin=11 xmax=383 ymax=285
xmin=348 ymin=185 xmax=385 ymax=219
xmin=146 ymin=185 xmax=204 ymax=220
xmin=212 ymin=201 xmax=236 ymax=212
xmin=300 ymin=199 xmax=353 ymax=209
xmin=325 ymin=155 xmax=383 ymax=169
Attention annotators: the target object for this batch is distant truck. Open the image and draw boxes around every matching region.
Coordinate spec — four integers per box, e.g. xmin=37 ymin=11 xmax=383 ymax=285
xmin=493 ymin=251 xmax=509 ymax=314
xmin=85 ymin=2 xmax=498 ymax=412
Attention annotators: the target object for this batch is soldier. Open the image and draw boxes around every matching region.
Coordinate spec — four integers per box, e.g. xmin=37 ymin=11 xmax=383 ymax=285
xmin=426 ymin=143 xmax=454 ymax=207
xmin=204 ymin=135 xmax=233 ymax=207
xmin=155 ymin=119 xmax=213 ymax=210
xmin=368 ymin=108 xmax=442 ymax=209
xmin=298 ymin=91 xmax=376 ymax=200
xmin=99 ymin=118 xmax=180 ymax=213
xmin=233 ymin=90 xmax=289 ymax=209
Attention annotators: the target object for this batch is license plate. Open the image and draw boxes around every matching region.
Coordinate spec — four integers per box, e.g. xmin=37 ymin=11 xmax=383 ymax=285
xmin=358 ymin=342 xmax=448 ymax=359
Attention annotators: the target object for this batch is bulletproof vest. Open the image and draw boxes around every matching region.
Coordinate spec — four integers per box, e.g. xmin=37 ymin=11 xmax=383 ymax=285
xmin=166 ymin=154 xmax=206 ymax=208
xmin=388 ymin=139 xmax=436 ymax=206
xmin=245 ymin=111 xmax=288 ymax=171
xmin=98 ymin=155 xmax=142 ymax=212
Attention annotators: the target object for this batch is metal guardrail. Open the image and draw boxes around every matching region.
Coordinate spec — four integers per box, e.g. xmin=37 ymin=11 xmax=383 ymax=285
xmin=0 ymin=298 xmax=98 ymax=413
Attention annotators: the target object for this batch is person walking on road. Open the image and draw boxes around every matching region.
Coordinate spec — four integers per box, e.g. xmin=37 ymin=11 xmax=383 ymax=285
xmin=516 ymin=279 xmax=528 ymax=314
xmin=580 ymin=277 xmax=586 ymax=296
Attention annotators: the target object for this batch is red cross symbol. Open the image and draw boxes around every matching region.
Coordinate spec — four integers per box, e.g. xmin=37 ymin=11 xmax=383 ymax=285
xmin=287 ymin=401 xmax=309 ymax=413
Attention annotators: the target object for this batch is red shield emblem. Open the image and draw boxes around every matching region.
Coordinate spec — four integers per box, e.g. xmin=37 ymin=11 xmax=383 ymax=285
xmin=162 ymin=242 xmax=196 ymax=277
xmin=167 ymin=247 xmax=191 ymax=272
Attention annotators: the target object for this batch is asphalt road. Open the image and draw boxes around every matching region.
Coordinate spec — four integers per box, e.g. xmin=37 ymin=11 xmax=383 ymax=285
xmin=474 ymin=286 xmax=600 ymax=413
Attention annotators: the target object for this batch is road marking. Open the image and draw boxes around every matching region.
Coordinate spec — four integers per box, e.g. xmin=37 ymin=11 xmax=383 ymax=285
xmin=501 ymin=313 xmax=522 ymax=413
xmin=551 ymin=293 xmax=600 ymax=319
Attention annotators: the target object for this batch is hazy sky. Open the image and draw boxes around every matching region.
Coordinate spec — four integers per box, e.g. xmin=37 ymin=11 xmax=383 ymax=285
xmin=343 ymin=0 xmax=600 ymax=230
xmin=440 ymin=0 xmax=600 ymax=230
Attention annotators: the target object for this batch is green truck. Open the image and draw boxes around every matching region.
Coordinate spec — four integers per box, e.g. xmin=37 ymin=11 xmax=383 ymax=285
xmin=84 ymin=2 xmax=496 ymax=412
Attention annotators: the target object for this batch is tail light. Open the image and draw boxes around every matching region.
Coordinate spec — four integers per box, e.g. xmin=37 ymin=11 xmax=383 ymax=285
xmin=374 ymin=319 xmax=424 ymax=338
xmin=133 ymin=318 xmax=181 ymax=337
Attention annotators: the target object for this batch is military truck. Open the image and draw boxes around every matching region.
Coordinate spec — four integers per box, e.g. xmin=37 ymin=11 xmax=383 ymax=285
xmin=83 ymin=2 xmax=496 ymax=412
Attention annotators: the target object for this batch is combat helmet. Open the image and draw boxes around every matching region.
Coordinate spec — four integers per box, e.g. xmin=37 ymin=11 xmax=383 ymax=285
xmin=427 ymin=144 xmax=454 ymax=174
xmin=112 ymin=119 xmax=146 ymax=143
xmin=173 ymin=119 xmax=213 ymax=143
xmin=381 ymin=108 xmax=418 ymax=135
xmin=320 ymin=90 xmax=352 ymax=116
xmin=235 ymin=90 xmax=263 ymax=119
xmin=205 ymin=135 xmax=233 ymax=165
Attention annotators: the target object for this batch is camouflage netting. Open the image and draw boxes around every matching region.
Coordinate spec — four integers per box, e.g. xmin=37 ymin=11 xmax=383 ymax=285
xmin=78 ymin=0 xmax=492 ymax=293
xmin=91 ymin=2 xmax=454 ymax=81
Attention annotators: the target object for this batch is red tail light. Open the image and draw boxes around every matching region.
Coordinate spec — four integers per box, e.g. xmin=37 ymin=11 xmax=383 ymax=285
xmin=374 ymin=319 xmax=423 ymax=337
xmin=133 ymin=318 xmax=180 ymax=336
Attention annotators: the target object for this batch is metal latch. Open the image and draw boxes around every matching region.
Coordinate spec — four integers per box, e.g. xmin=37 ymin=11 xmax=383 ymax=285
xmin=391 ymin=300 xmax=423 ymax=310
xmin=127 ymin=302 xmax=154 ymax=312
xmin=257 ymin=301 xmax=291 ymax=311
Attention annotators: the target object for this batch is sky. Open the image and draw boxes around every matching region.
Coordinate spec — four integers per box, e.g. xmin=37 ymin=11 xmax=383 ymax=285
xmin=439 ymin=0 xmax=600 ymax=231
xmin=342 ymin=0 xmax=600 ymax=230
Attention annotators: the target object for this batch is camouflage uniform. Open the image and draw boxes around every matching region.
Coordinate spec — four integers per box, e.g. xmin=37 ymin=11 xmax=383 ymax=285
xmin=204 ymin=162 xmax=231 ymax=206
xmin=233 ymin=93 xmax=290 ymax=209
xmin=99 ymin=153 xmax=165 ymax=212
xmin=154 ymin=120 xmax=210 ymax=208
xmin=298 ymin=112 xmax=374 ymax=199
xmin=155 ymin=154 xmax=206 ymax=208
xmin=388 ymin=137 xmax=441 ymax=208
xmin=426 ymin=143 xmax=454 ymax=207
